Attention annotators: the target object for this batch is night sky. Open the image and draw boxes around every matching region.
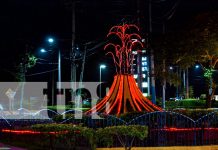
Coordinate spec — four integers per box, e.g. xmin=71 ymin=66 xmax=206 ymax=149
xmin=0 ymin=0 xmax=218 ymax=96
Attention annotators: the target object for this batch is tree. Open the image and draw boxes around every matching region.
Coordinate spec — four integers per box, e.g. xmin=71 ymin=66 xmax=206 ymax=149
xmin=16 ymin=52 xmax=37 ymax=109
xmin=189 ymin=12 xmax=218 ymax=107
xmin=152 ymin=32 xmax=183 ymax=108
xmin=152 ymin=11 xmax=218 ymax=108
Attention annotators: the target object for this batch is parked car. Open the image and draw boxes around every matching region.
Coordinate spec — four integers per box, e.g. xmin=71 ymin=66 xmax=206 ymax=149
xmin=169 ymin=96 xmax=183 ymax=101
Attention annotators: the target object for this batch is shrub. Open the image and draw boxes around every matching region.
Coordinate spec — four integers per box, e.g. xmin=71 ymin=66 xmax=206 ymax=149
xmin=173 ymin=108 xmax=218 ymax=120
xmin=31 ymin=124 xmax=148 ymax=150
xmin=52 ymin=114 xmax=74 ymax=122
xmin=166 ymin=99 xmax=206 ymax=109
xmin=96 ymin=125 xmax=148 ymax=150
xmin=31 ymin=124 xmax=95 ymax=149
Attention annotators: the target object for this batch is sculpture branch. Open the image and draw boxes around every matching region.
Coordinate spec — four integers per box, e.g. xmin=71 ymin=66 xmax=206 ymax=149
xmin=104 ymin=24 xmax=144 ymax=74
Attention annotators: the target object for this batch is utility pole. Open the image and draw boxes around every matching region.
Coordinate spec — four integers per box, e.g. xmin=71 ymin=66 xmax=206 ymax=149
xmin=71 ymin=0 xmax=77 ymax=99
xmin=186 ymin=68 xmax=189 ymax=98
xmin=79 ymin=44 xmax=88 ymax=83
xmin=176 ymin=66 xmax=179 ymax=97
xmin=149 ymin=0 xmax=156 ymax=104
xmin=19 ymin=62 xmax=26 ymax=109
xmin=136 ymin=0 xmax=142 ymax=92
xmin=78 ymin=44 xmax=87 ymax=98
xmin=162 ymin=23 xmax=166 ymax=109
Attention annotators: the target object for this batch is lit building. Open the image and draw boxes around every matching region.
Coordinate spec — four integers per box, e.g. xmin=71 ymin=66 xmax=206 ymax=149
xmin=132 ymin=40 xmax=150 ymax=97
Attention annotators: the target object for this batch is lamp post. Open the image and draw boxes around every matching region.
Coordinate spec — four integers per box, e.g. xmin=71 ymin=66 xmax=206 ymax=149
xmin=40 ymin=37 xmax=61 ymax=105
xmin=46 ymin=37 xmax=61 ymax=86
xmin=169 ymin=66 xmax=180 ymax=98
xmin=100 ymin=64 xmax=106 ymax=99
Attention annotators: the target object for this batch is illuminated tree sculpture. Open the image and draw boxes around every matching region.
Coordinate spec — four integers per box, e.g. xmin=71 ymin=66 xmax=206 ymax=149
xmin=104 ymin=24 xmax=143 ymax=74
xmin=86 ymin=24 xmax=162 ymax=115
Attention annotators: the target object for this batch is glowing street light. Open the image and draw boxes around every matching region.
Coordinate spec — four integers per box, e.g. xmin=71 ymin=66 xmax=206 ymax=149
xmin=100 ymin=64 xmax=106 ymax=69
xmin=195 ymin=64 xmax=200 ymax=69
xmin=47 ymin=37 xmax=54 ymax=44
xmin=100 ymin=64 xmax=106 ymax=99
xmin=40 ymin=48 xmax=47 ymax=53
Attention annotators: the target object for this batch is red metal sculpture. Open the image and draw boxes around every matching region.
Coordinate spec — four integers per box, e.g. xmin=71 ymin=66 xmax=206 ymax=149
xmin=86 ymin=24 xmax=162 ymax=115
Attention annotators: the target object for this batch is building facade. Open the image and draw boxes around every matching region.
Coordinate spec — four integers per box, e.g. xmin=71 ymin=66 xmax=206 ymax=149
xmin=132 ymin=46 xmax=150 ymax=97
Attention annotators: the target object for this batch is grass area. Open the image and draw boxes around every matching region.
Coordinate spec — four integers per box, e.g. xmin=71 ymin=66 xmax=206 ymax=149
xmin=165 ymin=99 xmax=206 ymax=109
xmin=47 ymin=105 xmax=90 ymax=112
xmin=47 ymin=105 xmax=71 ymax=110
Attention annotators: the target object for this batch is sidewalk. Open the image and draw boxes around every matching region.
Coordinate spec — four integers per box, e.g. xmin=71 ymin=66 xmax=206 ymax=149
xmin=0 ymin=143 xmax=26 ymax=150
xmin=97 ymin=146 xmax=218 ymax=150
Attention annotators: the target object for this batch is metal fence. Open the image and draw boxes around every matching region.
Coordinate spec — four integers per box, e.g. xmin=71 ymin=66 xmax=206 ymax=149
xmin=60 ymin=111 xmax=218 ymax=147
xmin=1 ymin=110 xmax=218 ymax=147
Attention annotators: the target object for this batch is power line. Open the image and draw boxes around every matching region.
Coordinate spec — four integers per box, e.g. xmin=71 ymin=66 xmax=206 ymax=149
xmin=36 ymin=62 xmax=58 ymax=65
xmin=153 ymin=0 xmax=180 ymax=21
xmin=25 ymin=68 xmax=58 ymax=76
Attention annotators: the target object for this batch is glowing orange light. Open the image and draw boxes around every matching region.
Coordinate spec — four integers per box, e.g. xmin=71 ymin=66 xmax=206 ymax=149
xmin=2 ymin=129 xmax=69 ymax=135
xmin=116 ymin=75 xmax=124 ymax=114
xmin=86 ymin=24 xmax=162 ymax=116
xmin=86 ymin=74 xmax=161 ymax=116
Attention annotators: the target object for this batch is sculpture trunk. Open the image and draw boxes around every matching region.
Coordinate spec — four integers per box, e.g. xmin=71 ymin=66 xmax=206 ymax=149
xmin=87 ymin=74 xmax=161 ymax=116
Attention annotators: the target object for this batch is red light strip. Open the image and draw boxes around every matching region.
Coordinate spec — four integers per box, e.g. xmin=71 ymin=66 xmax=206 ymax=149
xmin=128 ymin=76 xmax=142 ymax=111
xmin=97 ymin=75 xmax=119 ymax=111
xmin=151 ymin=127 xmax=218 ymax=132
xmin=129 ymin=76 xmax=151 ymax=111
xmin=130 ymin=80 xmax=152 ymax=112
xmin=117 ymin=75 xmax=124 ymax=115
xmin=2 ymin=129 xmax=41 ymax=134
xmin=130 ymin=76 xmax=162 ymax=111
xmin=4 ymin=127 xmax=218 ymax=136
xmin=123 ymin=75 xmax=136 ymax=112
xmin=100 ymin=75 xmax=120 ymax=113
xmin=107 ymin=75 xmax=123 ymax=114
xmin=2 ymin=129 xmax=69 ymax=135
xmin=86 ymin=75 xmax=118 ymax=114
xmin=160 ymin=127 xmax=198 ymax=132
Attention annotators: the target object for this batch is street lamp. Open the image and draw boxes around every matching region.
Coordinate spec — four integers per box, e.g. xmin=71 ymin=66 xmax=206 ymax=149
xmin=195 ymin=64 xmax=200 ymax=69
xmin=41 ymin=38 xmax=61 ymax=83
xmin=100 ymin=64 xmax=106 ymax=99
xmin=47 ymin=37 xmax=54 ymax=44
xmin=40 ymin=48 xmax=47 ymax=53
xmin=169 ymin=65 xmax=180 ymax=98
xmin=40 ymin=37 xmax=61 ymax=104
